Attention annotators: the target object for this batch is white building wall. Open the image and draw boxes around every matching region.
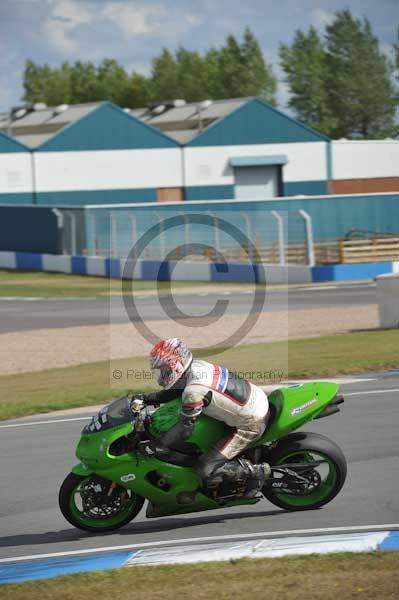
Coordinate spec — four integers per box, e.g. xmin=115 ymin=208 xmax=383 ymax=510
xmin=332 ymin=140 xmax=399 ymax=180
xmin=0 ymin=153 xmax=33 ymax=193
xmin=183 ymin=142 xmax=328 ymax=187
xmin=34 ymin=148 xmax=183 ymax=192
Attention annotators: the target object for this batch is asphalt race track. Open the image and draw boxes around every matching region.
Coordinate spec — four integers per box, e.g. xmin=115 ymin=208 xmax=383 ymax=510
xmin=0 ymin=283 xmax=376 ymax=333
xmin=1 ymin=373 xmax=398 ymax=561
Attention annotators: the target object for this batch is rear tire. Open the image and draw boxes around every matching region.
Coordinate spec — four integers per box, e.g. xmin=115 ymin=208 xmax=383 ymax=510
xmin=263 ymin=432 xmax=347 ymax=511
xmin=59 ymin=473 xmax=145 ymax=533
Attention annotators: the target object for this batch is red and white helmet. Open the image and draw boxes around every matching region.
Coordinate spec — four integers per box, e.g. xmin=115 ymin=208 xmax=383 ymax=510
xmin=149 ymin=338 xmax=193 ymax=389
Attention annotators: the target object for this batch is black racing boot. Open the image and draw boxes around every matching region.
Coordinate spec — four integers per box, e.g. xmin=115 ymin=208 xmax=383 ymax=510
xmin=239 ymin=459 xmax=271 ymax=498
xmin=197 ymin=450 xmax=271 ymax=499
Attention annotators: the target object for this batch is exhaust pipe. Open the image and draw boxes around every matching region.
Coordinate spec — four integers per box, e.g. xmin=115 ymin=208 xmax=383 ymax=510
xmin=313 ymin=394 xmax=345 ymax=420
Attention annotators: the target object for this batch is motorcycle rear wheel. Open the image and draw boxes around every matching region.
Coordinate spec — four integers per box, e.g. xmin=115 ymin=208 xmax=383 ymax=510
xmin=263 ymin=432 xmax=347 ymax=511
xmin=59 ymin=473 xmax=145 ymax=532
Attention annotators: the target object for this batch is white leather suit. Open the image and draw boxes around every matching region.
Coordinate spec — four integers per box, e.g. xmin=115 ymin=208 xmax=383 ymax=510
xmin=180 ymin=359 xmax=269 ymax=460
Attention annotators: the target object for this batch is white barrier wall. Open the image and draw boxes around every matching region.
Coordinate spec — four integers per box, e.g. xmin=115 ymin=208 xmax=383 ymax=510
xmin=183 ymin=142 xmax=328 ymax=187
xmin=376 ymin=273 xmax=399 ymax=328
xmin=332 ymin=140 xmax=399 ymax=180
xmin=34 ymin=148 xmax=183 ymax=192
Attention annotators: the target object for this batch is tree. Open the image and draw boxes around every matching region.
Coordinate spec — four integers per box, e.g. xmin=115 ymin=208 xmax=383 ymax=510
xmin=203 ymin=47 xmax=222 ymax=98
xmin=122 ymin=73 xmax=151 ymax=108
xmin=95 ymin=59 xmax=130 ymax=104
xmin=393 ymin=26 xmax=399 ymax=94
xmin=213 ymin=30 xmax=276 ymax=102
xmin=280 ymin=27 xmax=333 ymax=133
xmin=150 ymin=48 xmax=180 ymax=102
xmin=69 ymin=62 xmax=99 ymax=103
xmin=240 ymin=28 xmax=276 ymax=103
xmin=23 ymin=60 xmax=71 ymax=105
xmin=23 ymin=60 xmax=51 ymax=104
xmin=176 ymin=48 xmax=209 ymax=102
xmin=325 ymin=10 xmax=397 ymax=138
xmin=22 ymin=28 xmax=277 ymax=108
xmin=280 ymin=10 xmax=397 ymax=138
xmin=217 ymin=34 xmax=245 ymax=98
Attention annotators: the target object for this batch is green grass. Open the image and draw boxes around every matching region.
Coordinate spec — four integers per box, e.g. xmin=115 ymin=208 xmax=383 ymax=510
xmin=0 ymin=269 xmax=233 ymax=297
xmin=1 ymin=553 xmax=398 ymax=600
xmin=2 ymin=329 xmax=399 ymax=421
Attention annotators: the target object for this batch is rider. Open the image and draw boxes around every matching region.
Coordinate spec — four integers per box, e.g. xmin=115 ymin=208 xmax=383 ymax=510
xmin=137 ymin=337 xmax=271 ymax=496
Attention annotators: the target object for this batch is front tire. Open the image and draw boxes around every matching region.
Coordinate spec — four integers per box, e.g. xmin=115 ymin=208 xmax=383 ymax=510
xmin=59 ymin=473 xmax=145 ymax=533
xmin=263 ymin=432 xmax=347 ymax=511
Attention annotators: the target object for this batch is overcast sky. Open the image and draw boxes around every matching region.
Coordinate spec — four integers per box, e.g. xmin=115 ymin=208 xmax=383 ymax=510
xmin=0 ymin=0 xmax=398 ymax=112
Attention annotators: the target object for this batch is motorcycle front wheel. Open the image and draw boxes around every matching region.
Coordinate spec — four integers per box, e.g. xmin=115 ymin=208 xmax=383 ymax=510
xmin=263 ymin=432 xmax=347 ymax=511
xmin=59 ymin=473 xmax=145 ymax=532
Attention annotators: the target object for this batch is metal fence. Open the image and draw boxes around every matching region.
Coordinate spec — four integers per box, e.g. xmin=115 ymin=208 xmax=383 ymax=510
xmin=55 ymin=204 xmax=317 ymax=266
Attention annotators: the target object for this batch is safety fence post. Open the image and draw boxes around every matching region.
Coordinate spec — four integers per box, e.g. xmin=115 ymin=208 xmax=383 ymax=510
xmin=271 ymin=210 xmax=285 ymax=265
xmin=154 ymin=212 xmax=166 ymax=260
xmin=51 ymin=208 xmax=65 ymax=255
xmin=110 ymin=213 xmax=118 ymax=258
xmin=208 ymin=212 xmax=220 ymax=259
xmin=240 ymin=212 xmax=254 ymax=262
xmin=65 ymin=210 xmax=77 ymax=255
xmin=130 ymin=214 xmax=138 ymax=258
xmin=299 ymin=209 xmax=315 ymax=266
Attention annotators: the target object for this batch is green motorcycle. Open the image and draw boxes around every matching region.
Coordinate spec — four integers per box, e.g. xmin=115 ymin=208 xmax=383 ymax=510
xmin=59 ymin=382 xmax=347 ymax=532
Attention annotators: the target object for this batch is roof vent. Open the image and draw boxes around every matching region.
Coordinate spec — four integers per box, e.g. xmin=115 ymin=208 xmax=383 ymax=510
xmin=13 ymin=108 xmax=28 ymax=120
xmin=33 ymin=102 xmax=47 ymax=111
xmin=173 ymin=99 xmax=186 ymax=107
xmin=152 ymin=104 xmax=166 ymax=115
xmin=198 ymin=99 xmax=212 ymax=110
xmin=53 ymin=104 xmax=69 ymax=115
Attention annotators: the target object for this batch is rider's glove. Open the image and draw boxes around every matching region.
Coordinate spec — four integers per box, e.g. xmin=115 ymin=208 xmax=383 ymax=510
xmin=130 ymin=395 xmax=145 ymax=413
xmin=135 ymin=392 xmax=162 ymax=407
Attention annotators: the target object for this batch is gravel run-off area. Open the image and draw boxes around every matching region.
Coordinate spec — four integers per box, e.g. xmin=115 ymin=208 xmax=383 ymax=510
xmin=0 ymin=304 xmax=378 ymax=375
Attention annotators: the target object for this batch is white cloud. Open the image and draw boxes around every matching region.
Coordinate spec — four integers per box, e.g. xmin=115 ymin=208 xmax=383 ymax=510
xmin=185 ymin=14 xmax=203 ymax=27
xmin=310 ymin=8 xmax=334 ymax=30
xmin=101 ymin=3 xmax=203 ymax=42
xmin=274 ymin=62 xmax=291 ymax=109
xmin=33 ymin=1 xmax=203 ymax=57
xmin=380 ymin=42 xmax=394 ymax=60
xmin=49 ymin=0 xmax=92 ymax=26
xmin=42 ymin=21 xmax=78 ymax=55
xmin=41 ymin=0 xmax=95 ymax=56
xmin=101 ymin=2 xmax=167 ymax=37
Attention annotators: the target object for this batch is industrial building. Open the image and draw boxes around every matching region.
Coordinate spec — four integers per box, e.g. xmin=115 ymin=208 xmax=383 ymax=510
xmin=1 ymin=97 xmax=397 ymax=207
xmin=134 ymin=97 xmax=331 ymax=199
xmin=0 ymin=102 xmax=181 ymax=205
